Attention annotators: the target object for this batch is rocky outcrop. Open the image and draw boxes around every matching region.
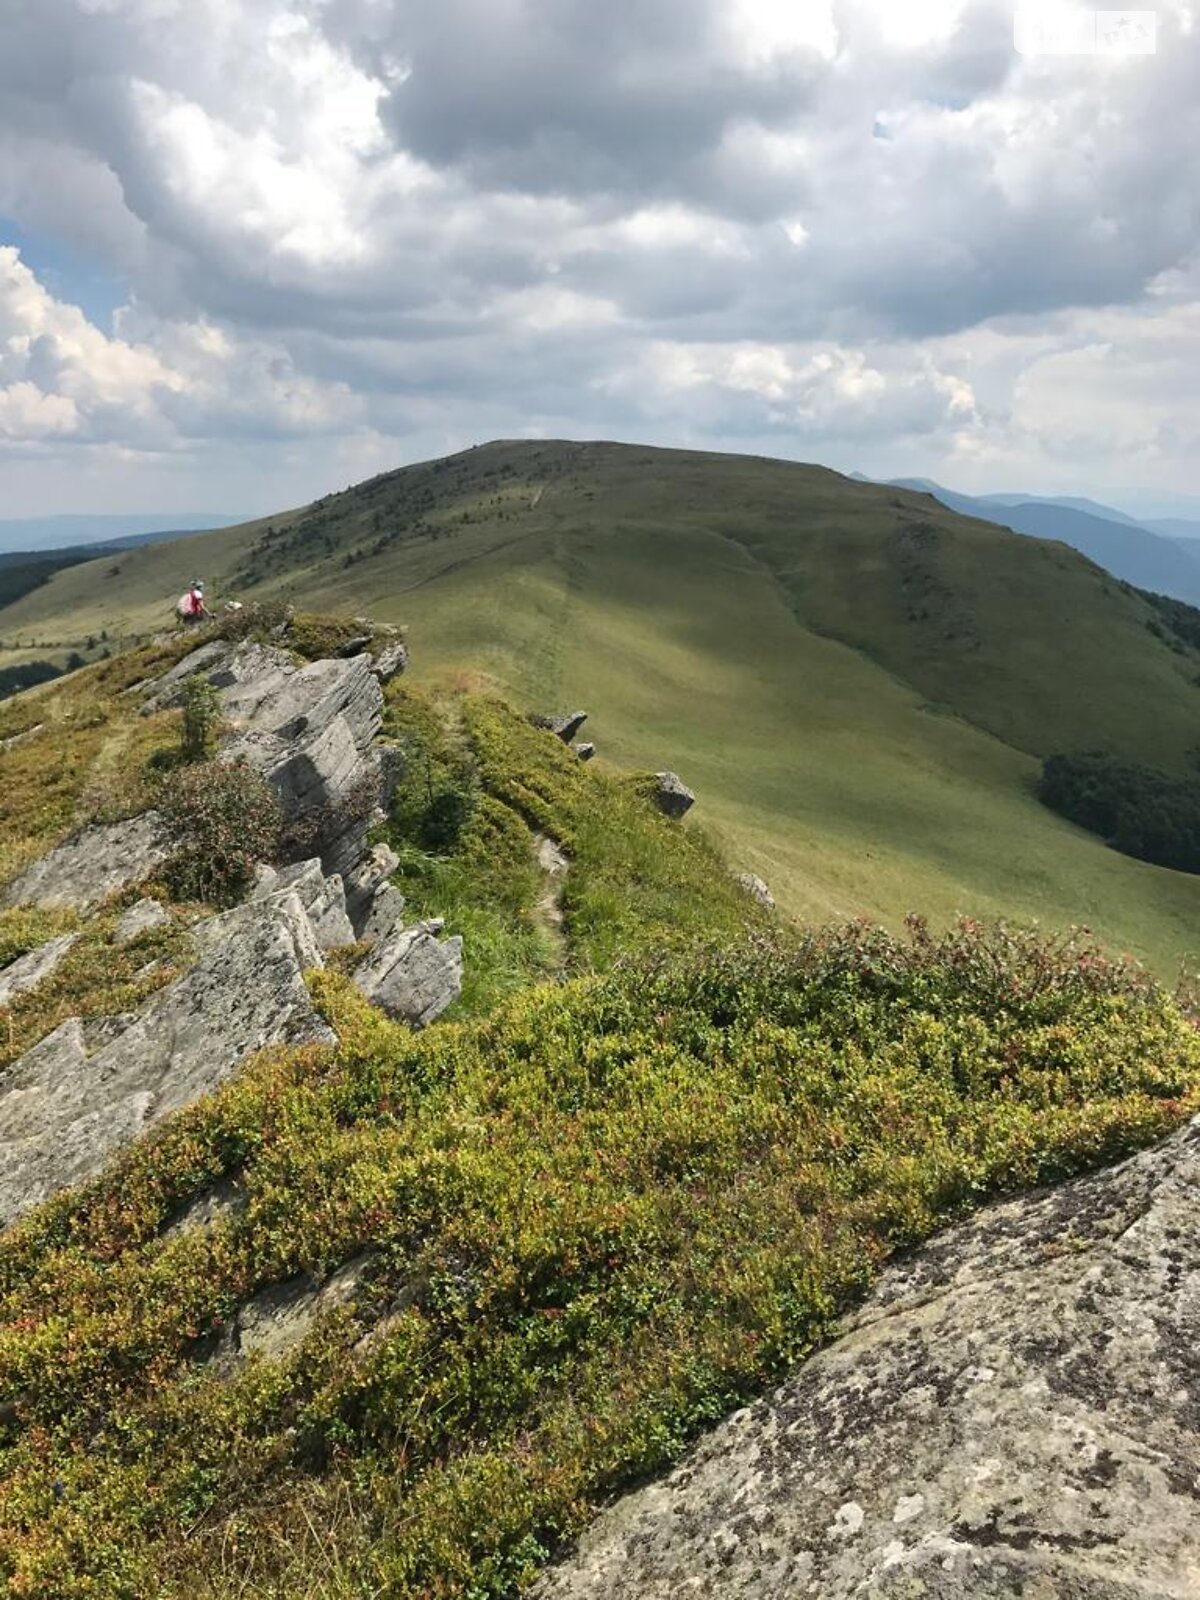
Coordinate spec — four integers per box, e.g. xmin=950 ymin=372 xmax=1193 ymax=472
xmin=535 ymin=1117 xmax=1200 ymax=1600
xmin=2 ymin=814 xmax=172 ymax=913
xmin=574 ymin=742 xmax=597 ymax=763
xmin=251 ymin=859 xmax=355 ymax=951
xmin=0 ymin=890 xmax=336 ymax=1229
xmin=215 ymin=646 xmax=386 ymax=878
xmin=652 ymin=771 xmax=695 ymax=819
xmin=0 ymin=630 xmax=464 ymax=1235
xmin=139 ymin=640 xmax=387 ymax=880
xmin=0 ymin=933 xmax=81 ymax=1008
xmin=530 ymin=711 xmax=589 ymax=743
xmin=737 ymin=872 xmax=775 ymax=909
xmin=353 ymin=919 xmax=463 ymax=1026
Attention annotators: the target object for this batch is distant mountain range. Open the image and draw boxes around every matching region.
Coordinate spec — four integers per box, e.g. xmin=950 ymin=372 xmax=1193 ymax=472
xmin=867 ymin=478 xmax=1200 ymax=605
xmin=0 ymin=514 xmax=243 ymax=557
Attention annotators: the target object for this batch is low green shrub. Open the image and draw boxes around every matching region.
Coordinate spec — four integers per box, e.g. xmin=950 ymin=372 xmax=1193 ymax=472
xmin=0 ymin=920 xmax=1196 ymax=1597
xmin=161 ymin=760 xmax=282 ymax=906
xmin=180 ymin=675 xmax=222 ymax=764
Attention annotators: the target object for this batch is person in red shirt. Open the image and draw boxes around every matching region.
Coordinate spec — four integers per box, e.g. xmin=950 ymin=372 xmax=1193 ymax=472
xmin=177 ymin=581 xmax=211 ymax=626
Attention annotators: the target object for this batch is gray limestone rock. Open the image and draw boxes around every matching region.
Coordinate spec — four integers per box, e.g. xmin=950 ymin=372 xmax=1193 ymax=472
xmin=736 ymin=872 xmax=775 ymax=909
xmin=371 ymin=642 xmax=409 ymax=682
xmin=0 ymin=723 xmax=44 ymax=752
xmin=359 ymin=886 xmax=407 ymax=946
xmin=210 ymin=1253 xmax=375 ymax=1372
xmin=2 ymin=814 xmax=172 ymax=913
xmin=337 ymin=634 xmax=373 ymax=659
xmin=530 ymin=711 xmax=589 ymax=743
xmin=345 ymin=844 xmax=405 ymax=941
xmin=251 ymin=859 xmax=354 ymax=951
xmin=0 ymin=933 xmax=81 ymax=1007
xmin=113 ymin=898 xmax=171 ymax=946
xmin=0 ymin=890 xmax=336 ymax=1229
xmin=534 ymin=1116 xmax=1200 ymax=1600
xmin=574 ymin=742 xmax=597 ymax=762
xmin=163 ymin=1178 xmax=245 ymax=1239
xmin=652 ymin=772 xmax=696 ymax=819
xmin=353 ymin=920 xmax=463 ymax=1026
xmin=141 ymin=641 xmax=386 ymax=878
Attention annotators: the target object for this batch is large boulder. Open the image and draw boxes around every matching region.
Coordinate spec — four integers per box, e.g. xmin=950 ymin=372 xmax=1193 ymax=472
xmin=353 ymin=919 xmax=463 ymax=1026
xmin=652 ymin=772 xmax=695 ymax=819
xmin=2 ymin=814 xmax=172 ymax=913
xmin=534 ymin=1117 xmax=1200 ymax=1600
xmin=0 ymin=890 xmax=336 ymax=1229
xmin=530 ymin=711 xmax=589 ymax=744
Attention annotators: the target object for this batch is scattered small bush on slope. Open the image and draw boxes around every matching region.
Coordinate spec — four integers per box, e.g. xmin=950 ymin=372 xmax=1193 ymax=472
xmin=0 ymin=921 xmax=1196 ymax=1597
xmin=161 ymin=761 xmax=283 ymax=906
xmin=0 ymin=661 xmax=64 ymax=702
xmin=180 ymin=675 xmax=222 ymax=763
xmin=1040 ymin=750 xmax=1200 ymax=873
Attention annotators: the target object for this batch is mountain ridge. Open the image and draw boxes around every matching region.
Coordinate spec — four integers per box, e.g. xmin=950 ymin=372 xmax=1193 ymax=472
xmin=2 ymin=437 xmax=1200 ymax=973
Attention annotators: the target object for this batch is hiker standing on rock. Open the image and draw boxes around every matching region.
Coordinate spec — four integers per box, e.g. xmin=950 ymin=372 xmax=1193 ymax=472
xmin=176 ymin=580 xmax=211 ymax=627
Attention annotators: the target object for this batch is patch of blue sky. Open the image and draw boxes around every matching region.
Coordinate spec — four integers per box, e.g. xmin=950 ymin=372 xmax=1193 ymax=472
xmin=0 ymin=218 xmax=128 ymax=331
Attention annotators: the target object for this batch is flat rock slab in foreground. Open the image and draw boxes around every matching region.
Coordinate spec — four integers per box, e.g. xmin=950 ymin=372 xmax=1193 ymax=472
xmin=0 ymin=892 xmax=335 ymax=1230
xmin=534 ymin=1118 xmax=1200 ymax=1600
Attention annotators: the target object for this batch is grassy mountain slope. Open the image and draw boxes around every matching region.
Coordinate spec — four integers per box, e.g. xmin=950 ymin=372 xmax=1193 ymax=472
xmin=2 ymin=628 xmax=1199 ymax=1596
xmin=4 ymin=441 xmax=1200 ymax=974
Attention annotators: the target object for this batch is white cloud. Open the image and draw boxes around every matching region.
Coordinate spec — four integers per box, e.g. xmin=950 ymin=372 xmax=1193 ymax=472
xmin=0 ymin=246 xmax=362 ymax=458
xmin=0 ymin=0 xmax=1197 ymax=508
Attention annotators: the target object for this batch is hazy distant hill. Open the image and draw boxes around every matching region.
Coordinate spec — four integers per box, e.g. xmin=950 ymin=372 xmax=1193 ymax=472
xmin=0 ymin=513 xmax=242 ymax=556
xmin=1150 ymin=516 xmax=1200 ymax=543
xmin=976 ymin=491 xmax=1147 ymax=528
xmin=3 ymin=438 xmax=1200 ymax=972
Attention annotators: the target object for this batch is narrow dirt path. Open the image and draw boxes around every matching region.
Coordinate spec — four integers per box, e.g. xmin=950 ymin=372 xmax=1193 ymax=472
xmin=532 ymin=833 xmax=569 ymax=967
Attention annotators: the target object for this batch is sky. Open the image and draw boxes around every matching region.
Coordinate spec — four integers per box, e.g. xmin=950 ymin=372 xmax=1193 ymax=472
xmin=0 ymin=0 xmax=1198 ymax=519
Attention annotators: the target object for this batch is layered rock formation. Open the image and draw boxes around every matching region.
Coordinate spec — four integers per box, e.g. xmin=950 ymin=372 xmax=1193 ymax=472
xmin=0 ymin=633 xmax=463 ymax=1231
xmin=535 ymin=1118 xmax=1200 ymax=1599
xmin=0 ymin=890 xmax=334 ymax=1229
xmin=142 ymin=638 xmax=391 ymax=877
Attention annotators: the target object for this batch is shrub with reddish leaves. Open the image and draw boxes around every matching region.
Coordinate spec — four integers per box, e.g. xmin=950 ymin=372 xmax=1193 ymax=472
xmin=161 ymin=759 xmax=282 ymax=906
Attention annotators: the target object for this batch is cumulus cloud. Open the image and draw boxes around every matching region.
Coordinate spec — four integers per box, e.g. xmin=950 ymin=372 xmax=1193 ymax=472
xmin=0 ymin=0 xmax=1198 ymax=510
xmin=0 ymin=245 xmax=360 ymax=457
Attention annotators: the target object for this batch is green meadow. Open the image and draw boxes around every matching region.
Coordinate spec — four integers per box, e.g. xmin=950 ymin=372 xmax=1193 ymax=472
xmin=3 ymin=439 xmax=1199 ymax=975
